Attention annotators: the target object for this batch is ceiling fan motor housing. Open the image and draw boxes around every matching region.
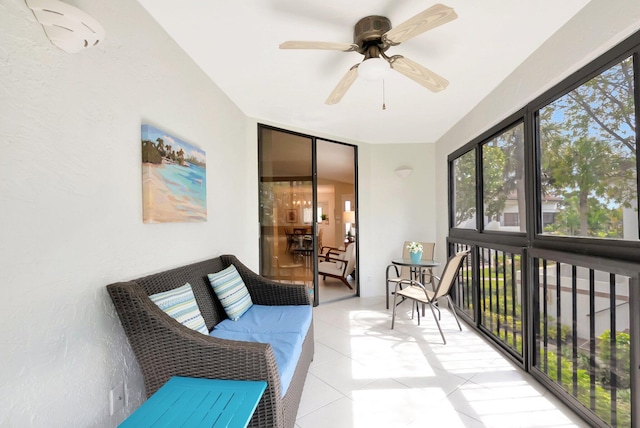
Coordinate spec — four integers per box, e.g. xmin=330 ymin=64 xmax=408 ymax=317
xmin=353 ymin=16 xmax=391 ymax=54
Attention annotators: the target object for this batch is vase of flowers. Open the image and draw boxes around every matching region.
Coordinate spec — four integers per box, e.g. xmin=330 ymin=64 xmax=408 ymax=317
xmin=407 ymin=242 xmax=423 ymax=263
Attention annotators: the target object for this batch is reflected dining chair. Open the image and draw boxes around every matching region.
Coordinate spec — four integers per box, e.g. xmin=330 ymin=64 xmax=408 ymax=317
xmin=284 ymin=227 xmax=295 ymax=254
xmin=390 ymin=250 xmax=470 ymax=344
xmin=385 ymin=241 xmax=435 ymax=309
xmin=262 ymin=236 xmax=305 ymax=283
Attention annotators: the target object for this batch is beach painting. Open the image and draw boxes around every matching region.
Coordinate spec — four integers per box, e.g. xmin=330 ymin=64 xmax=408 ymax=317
xmin=141 ymin=124 xmax=207 ymax=223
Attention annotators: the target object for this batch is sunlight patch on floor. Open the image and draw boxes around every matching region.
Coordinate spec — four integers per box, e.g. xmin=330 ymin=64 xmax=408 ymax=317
xmin=296 ymin=296 xmax=589 ymax=428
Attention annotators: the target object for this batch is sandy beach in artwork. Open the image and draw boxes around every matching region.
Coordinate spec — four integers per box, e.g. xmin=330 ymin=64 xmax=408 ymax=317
xmin=142 ymin=164 xmax=207 ymax=223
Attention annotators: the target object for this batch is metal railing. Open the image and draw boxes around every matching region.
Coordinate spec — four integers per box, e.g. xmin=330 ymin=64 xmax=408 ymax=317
xmin=451 ymin=240 xmax=525 ymax=359
xmin=479 ymin=245 xmax=524 ymax=357
xmin=531 ymin=248 xmax=636 ymax=428
xmin=448 ymin=240 xmax=639 ymax=427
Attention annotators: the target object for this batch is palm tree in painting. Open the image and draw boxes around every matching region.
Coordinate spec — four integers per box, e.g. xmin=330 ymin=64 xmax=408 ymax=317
xmin=156 ymin=138 xmax=165 ymax=157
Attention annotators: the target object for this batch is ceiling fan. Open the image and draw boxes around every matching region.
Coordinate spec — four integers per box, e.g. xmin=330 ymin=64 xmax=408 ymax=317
xmin=279 ymin=3 xmax=458 ymax=105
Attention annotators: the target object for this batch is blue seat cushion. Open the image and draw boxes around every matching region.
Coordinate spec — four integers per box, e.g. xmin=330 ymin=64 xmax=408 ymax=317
xmin=209 ymin=329 xmax=303 ymax=397
xmin=210 ymin=305 xmax=312 ymax=397
xmin=214 ymin=305 xmax=312 ymax=336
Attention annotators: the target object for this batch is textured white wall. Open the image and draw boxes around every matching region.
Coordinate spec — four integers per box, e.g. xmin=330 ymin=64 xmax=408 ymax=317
xmin=0 ymin=0 xmax=256 ymax=426
xmin=433 ymin=0 xmax=640 ymax=264
xmin=362 ymin=143 xmax=437 ymax=297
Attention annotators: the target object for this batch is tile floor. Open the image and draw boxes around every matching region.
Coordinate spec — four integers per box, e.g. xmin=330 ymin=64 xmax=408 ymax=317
xmin=295 ymin=296 xmax=590 ymax=428
xmin=317 ymin=276 xmax=357 ymax=303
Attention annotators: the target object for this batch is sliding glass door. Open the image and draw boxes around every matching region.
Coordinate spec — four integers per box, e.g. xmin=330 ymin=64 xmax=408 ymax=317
xmin=316 ymin=139 xmax=357 ymax=302
xmin=258 ymin=126 xmax=357 ymax=304
xmin=259 ymin=128 xmax=314 ymax=296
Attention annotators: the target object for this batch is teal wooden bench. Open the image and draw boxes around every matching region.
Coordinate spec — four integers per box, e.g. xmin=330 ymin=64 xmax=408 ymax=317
xmin=119 ymin=377 xmax=267 ymax=428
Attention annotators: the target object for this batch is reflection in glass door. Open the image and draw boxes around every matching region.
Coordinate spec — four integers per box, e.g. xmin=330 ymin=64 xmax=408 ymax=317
xmin=317 ymin=139 xmax=357 ymax=303
xmin=258 ymin=128 xmax=314 ymax=298
xmin=258 ymin=126 xmax=358 ymax=304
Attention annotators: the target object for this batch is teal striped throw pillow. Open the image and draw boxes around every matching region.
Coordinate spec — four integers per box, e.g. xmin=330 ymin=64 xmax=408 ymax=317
xmin=149 ymin=283 xmax=208 ymax=334
xmin=208 ymin=265 xmax=253 ymax=321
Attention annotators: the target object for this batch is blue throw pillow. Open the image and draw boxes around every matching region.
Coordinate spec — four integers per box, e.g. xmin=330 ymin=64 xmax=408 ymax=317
xmin=208 ymin=265 xmax=253 ymax=321
xmin=149 ymin=283 xmax=208 ymax=334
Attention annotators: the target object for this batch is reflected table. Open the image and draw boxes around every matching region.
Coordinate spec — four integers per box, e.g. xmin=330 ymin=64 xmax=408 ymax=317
xmin=293 ymin=247 xmax=314 ymax=269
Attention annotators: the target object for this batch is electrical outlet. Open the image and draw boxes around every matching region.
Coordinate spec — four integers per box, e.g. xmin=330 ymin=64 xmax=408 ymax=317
xmin=109 ymin=382 xmax=125 ymax=415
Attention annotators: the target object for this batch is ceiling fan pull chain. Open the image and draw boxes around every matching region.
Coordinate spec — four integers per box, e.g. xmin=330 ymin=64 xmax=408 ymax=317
xmin=382 ymin=80 xmax=386 ymax=110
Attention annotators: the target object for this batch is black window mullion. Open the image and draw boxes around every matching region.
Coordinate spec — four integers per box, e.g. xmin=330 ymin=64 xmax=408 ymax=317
xmin=589 ymin=269 xmax=597 ymax=412
xmin=465 ymin=245 xmax=470 ymax=311
xmin=556 ymin=261 xmax=562 ymax=385
xmin=609 ymin=273 xmax=617 ymax=425
xmin=572 ymin=265 xmax=578 ymax=397
xmin=634 ymin=51 xmax=640 ymax=240
xmin=494 ymin=249 xmax=500 ymax=336
xmin=473 ymin=245 xmax=481 ymax=325
xmin=488 ymin=249 xmax=494 ymax=332
xmin=511 ymin=252 xmax=517 ymax=350
xmin=476 ymin=145 xmax=483 ymax=232
xmin=481 ymin=249 xmax=486 ymax=326
xmin=502 ymin=251 xmax=508 ymax=342
xmin=543 ymin=259 xmax=549 ymax=374
xmin=466 ymin=244 xmax=473 ymax=316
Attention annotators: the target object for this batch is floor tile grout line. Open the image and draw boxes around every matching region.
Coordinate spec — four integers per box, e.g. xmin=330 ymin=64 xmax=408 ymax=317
xmin=298 ymin=299 xmax=588 ymax=427
xmin=295 ymin=372 xmax=353 ymax=421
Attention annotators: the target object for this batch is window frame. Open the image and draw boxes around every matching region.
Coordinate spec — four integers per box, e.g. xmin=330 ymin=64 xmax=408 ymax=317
xmin=448 ymin=33 xmax=640 ymax=263
xmin=448 ymin=146 xmax=478 ymax=231
xmin=449 ymin=112 xmax=529 ymax=249
xmin=529 ymin=48 xmax=640 ymax=260
xmin=447 ymin=28 xmax=640 ymax=428
xmin=480 ymin=120 xmax=527 ymax=234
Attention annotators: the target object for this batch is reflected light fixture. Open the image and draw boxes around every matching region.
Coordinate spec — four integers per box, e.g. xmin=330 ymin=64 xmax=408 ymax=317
xmin=358 ymin=57 xmax=390 ymax=81
xmin=342 ymin=210 xmax=356 ymax=224
xmin=343 ymin=210 xmax=356 ymax=237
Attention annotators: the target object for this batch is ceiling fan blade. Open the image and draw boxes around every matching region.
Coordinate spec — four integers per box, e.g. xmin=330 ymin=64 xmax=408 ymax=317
xmin=383 ymin=3 xmax=457 ymax=45
xmin=325 ymin=65 xmax=359 ymax=105
xmin=389 ymin=56 xmax=448 ymax=92
xmin=279 ymin=41 xmax=357 ymax=52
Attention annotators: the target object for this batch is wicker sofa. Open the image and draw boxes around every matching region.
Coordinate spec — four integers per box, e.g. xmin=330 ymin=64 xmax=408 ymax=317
xmin=107 ymin=254 xmax=313 ymax=428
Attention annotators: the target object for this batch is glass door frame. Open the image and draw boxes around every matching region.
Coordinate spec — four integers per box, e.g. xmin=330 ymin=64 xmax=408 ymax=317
xmin=258 ymin=124 xmax=359 ymax=306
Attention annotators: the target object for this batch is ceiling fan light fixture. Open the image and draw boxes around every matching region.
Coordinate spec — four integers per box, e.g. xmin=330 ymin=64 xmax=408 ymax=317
xmin=25 ymin=0 xmax=105 ymax=53
xmin=357 ymin=57 xmax=389 ymax=81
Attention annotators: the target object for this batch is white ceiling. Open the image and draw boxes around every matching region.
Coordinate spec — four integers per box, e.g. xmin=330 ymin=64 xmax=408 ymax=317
xmin=137 ymin=0 xmax=592 ymax=145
